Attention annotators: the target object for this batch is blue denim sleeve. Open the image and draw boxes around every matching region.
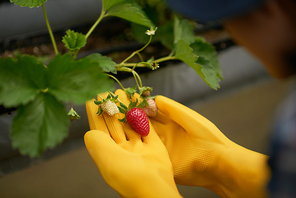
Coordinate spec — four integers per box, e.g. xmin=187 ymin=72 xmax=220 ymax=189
xmin=268 ymin=85 xmax=296 ymax=198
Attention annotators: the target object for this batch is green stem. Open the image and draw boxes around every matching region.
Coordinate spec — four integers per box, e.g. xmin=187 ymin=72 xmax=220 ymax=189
xmin=71 ymin=10 xmax=105 ymax=59
xmin=116 ymin=56 xmax=177 ymax=68
xmin=155 ymin=56 xmax=177 ymax=63
xmin=42 ymin=4 xmax=58 ymax=55
xmin=117 ymin=62 xmax=149 ymax=67
xmin=108 ymin=91 xmax=123 ymax=103
xmin=97 ymin=94 xmax=104 ymax=100
xmin=132 ymin=71 xmax=140 ymax=90
xmin=136 ymin=52 xmax=144 ymax=62
xmin=120 ymin=35 xmax=153 ymax=64
xmin=70 ymin=101 xmax=73 ymax=108
xmin=108 ymin=74 xmax=125 ymax=90
xmin=132 ymin=70 xmax=142 ymax=88
xmin=168 ymin=50 xmax=175 ymax=57
xmin=115 ymin=66 xmax=142 ymax=88
xmin=72 ymin=51 xmax=78 ymax=59
xmin=85 ymin=10 xmax=105 ymax=39
xmin=138 ymin=35 xmax=153 ymax=52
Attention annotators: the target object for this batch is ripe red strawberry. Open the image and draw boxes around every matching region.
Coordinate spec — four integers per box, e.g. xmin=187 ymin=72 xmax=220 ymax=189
xmin=143 ymin=98 xmax=158 ymax=117
xmin=126 ymin=108 xmax=150 ymax=136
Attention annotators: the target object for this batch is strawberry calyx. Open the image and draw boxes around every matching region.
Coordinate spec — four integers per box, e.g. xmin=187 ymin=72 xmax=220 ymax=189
xmin=139 ymin=86 xmax=152 ymax=97
xmin=94 ymin=93 xmax=119 ymax=116
xmin=118 ymin=98 xmax=148 ymax=123
xmin=124 ymin=86 xmax=137 ymax=99
xmin=67 ymin=107 xmax=81 ymax=121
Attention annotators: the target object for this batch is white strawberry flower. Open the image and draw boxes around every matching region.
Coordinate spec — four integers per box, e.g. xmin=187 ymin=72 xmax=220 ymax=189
xmin=145 ymin=27 xmax=158 ymax=36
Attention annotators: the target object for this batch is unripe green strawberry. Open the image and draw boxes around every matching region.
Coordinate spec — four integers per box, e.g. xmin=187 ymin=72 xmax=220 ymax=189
xmin=141 ymin=90 xmax=150 ymax=97
xmin=126 ymin=108 xmax=150 ymax=136
xmin=143 ymin=98 xmax=158 ymax=117
xmin=101 ymin=100 xmax=119 ymax=116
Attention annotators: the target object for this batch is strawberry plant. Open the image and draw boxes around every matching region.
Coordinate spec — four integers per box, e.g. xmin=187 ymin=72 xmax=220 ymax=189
xmin=0 ymin=0 xmax=223 ymax=157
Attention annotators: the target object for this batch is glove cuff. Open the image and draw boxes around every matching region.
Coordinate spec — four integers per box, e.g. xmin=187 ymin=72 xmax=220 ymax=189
xmin=212 ymin=143 xmax=271 ymax=198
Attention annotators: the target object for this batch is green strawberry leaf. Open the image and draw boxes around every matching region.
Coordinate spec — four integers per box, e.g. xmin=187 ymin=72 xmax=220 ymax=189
xmin=191 ymin=37 xmax=223 ymax=79
xmin=174 ymin=16 xmax=182 ymax=44
xmin=102 ymin=0 xmax=125 ymax=11
xmin=87 ymin=53 xmax=117 ymax=74
xmin=47 ymin=54 xmax=114 ymax=104
xmin=154 ymin=21 xmax=174 ymax=50
xmin=62 ymin=30 xmax=86 ymax=52
xmin=106 ymin=2 xmax=154 ymax=28
xmin=174 ymin=39 xmax=220 ymax=90
xmin=174 ymin=16 xmax=195 ymax=44
xmin=0 ymin=55 xmax=47 ymax=107
xmin=195 ymin=57 xmax=220 ymax=90
xmin=10 ymin=93 xmax=69 ymax=157
xmin=10 ymin=0 xmax=47 ymax=7
xmin=174 ymin=39 xmax=198 ymax=66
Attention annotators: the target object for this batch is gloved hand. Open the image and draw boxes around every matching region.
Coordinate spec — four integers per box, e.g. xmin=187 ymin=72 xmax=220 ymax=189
xmin=150 ymin=95 xmax=271 ymax=198
xmin=84 ymin=90 xmax=182 ymax=198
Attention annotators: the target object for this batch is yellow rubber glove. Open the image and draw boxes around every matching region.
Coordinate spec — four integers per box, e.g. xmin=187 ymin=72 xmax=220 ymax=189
xmin=84 ymin=90 xmax=182 ymax=198
xmin=150 ymin=95 xmax=271 ymax=198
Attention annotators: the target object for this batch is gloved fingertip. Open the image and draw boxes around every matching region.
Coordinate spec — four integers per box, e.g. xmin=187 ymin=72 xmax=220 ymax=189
xmin=97 ymin=92 xmax=109 ymax=101
xmin=84 ymin=130 xmax=110 ymax=151
xmin=114 ymin=89 xmax=125 ymax=96
xmin=155 ymin=95 xmax=173 ymax=111
xmin=84 ymin=130 xmax=98 ymax=145
xmin=115 ymin=89 xmax=130 ymax=105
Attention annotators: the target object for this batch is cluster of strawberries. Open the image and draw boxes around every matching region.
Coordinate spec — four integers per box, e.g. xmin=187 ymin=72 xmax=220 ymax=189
xmin=94 ymin=87 xmax=157 ymax=137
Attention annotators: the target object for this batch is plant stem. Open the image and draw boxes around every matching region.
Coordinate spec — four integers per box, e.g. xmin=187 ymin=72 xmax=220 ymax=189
xmin=133 ymin=70 xmax=142 ymax=88
xmin=116 ymin=56 xmax=177 ymax=68
xmin=85 ymin=10 xmax=105 ymax=39
xmin=108 ymin=74 xmax=125 ymax=90
xmin=97 ymin=94 xmax=104 ymax=100
xmin=42 ymin=4 xmax=58 ymax=55
xmin=136 ymin=52 xmax=144 ymax=62
xmin=117 ymin=62 xmax=149 ymax=67
xmin=115 ymin=66 xmax=142 ymax=88
xmin=120 ymin=35 xmax=153 ymax=64
xmin=132 ymin=71 xmax=140 ymax=90
xmin=155 ymin=56 xmax=177 ymax=63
